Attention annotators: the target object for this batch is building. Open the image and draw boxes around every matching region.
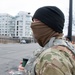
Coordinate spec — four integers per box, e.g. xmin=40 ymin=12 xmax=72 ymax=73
xmin=15 ymin=11 xmax=32 ymax=39
xmin=0 ymin=13 xmax=14 ymax=37
xmin=0 ymin=12 xmax=32 ymax=40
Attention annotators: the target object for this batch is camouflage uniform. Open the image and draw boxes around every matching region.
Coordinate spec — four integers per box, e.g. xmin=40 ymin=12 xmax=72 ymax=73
xmin=35 ymin=46 xmax=75 ymax=75
xmin=25 ymin=38 xmax=75 ymax=75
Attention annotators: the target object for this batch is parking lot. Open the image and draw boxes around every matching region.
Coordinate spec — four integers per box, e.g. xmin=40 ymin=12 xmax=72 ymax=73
xmin=0 ymin=43 xmax=40 ymax=75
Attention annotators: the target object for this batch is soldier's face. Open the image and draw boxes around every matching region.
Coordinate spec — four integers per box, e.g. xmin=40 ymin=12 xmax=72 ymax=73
xmin=32 ymin=19 xmax=40 ymax=23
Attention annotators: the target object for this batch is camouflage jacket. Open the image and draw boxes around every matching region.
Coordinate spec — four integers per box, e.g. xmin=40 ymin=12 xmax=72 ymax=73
xmin=25 ymin=37 xmax=75 ymax=75
xmin=35 ymin=38 xmax=75 ymax=75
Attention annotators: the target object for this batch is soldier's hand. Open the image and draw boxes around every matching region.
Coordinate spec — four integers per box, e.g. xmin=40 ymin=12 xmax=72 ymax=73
xmin=18 ymin=61 xmax=25 ymax=71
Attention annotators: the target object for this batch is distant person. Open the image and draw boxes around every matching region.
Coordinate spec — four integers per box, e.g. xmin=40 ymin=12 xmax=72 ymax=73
xmin=18 ymin=6 xmax=75 ymax=75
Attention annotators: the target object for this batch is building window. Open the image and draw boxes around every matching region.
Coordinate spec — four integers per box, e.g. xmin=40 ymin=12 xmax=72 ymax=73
xmin=17 ymin=26 xmax=18 ymax=30
xmin=17 ymin=21 xmax=19 ymax=25
xmin=5 ymin=31 xmax=7 ymax=33
xmin=16 ymin=32 xmax=18 ymax=36
xmin=5 ymin=34 xmax=7 ymax=36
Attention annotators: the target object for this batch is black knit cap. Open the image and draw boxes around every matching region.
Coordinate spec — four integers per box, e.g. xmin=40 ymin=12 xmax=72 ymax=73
xmin=32 ymin=6 xmax=65 ymax=33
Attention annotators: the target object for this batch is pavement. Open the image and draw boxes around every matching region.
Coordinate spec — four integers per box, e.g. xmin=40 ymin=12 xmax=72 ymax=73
xmin=0 ymin=43 xmax=40 ymax=75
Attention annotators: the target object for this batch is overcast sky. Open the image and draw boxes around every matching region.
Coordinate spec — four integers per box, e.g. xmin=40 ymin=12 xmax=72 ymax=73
xmin=0 ymin=0 xmax=74 ymax=16
xmin=0 ymin=0 xmax=75 ymax=35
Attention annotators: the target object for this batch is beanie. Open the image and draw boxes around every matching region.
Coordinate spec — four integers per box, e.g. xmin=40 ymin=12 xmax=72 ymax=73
xmin=32 ymin=6 xmax=65 ymax=33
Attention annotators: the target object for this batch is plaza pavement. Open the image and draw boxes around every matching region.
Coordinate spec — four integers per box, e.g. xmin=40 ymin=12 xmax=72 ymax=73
xmin=0 ymin=43 xmax=40 ymax=75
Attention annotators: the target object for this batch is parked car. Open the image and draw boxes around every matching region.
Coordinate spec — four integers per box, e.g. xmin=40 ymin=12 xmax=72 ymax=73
xmin=20 ymin=40 xmax=26 ymax=44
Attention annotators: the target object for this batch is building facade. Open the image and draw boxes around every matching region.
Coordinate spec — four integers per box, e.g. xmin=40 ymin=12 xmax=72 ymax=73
xmin=15 ymin=11 xmax=32 ymax=39
xmin=0 ymin=12 xmax=32 ymax=39
xmin=0 ymin=13 xmax=14 ymax=37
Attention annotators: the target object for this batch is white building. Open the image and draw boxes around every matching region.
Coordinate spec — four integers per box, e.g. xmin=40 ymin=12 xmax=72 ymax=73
xmin=0 ymin=12 xmax=32 ymax=39
xmin=15 ymin=11 xmax=32 ymax=39
xmin=0 ymin=13 xmax=15 ymax=37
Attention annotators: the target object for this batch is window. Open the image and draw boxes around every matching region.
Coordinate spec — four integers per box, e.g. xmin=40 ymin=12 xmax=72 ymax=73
xmin=17 ymin=21 xmax=19 ymax=25
xmin=17 ymin=26 xmax=18 ymax=30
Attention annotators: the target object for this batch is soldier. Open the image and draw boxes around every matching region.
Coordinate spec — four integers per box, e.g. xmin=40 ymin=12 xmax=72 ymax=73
xmin=18 ymin=6 xmax=75 ymax=75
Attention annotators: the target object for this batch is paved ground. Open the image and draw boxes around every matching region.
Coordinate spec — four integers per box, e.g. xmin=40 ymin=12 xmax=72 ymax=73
xmin=0 ymin=43 xmax=40 ymax=75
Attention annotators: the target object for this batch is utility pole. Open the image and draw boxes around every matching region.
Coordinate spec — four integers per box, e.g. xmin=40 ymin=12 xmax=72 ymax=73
xmin=67 ymin=0 xmax=73 ymax=41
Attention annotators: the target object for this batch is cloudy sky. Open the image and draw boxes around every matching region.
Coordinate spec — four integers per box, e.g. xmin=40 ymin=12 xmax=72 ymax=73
xmin=0 ymin=0 xmax=75 ymax=35
xmin=0 ymin=0 xmax=74 ymax=16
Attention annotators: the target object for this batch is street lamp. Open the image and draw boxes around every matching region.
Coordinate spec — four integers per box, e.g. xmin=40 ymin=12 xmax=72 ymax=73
xmin=67 ymin=0 xmax=73 ymax=41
